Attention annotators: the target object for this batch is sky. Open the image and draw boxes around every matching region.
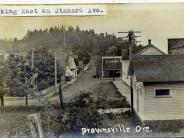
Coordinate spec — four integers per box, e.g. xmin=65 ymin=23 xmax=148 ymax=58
xmin=0 ymin=3 xmax=184 ymax=53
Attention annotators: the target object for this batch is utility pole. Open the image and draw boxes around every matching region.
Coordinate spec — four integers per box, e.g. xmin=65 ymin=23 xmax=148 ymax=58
xmin=54 ymin=52 xmax=57 ymax=89
xmin=63 ymin=30 xmax=67 ymax=83
xmin=64 ymin=31 xmax=67 ymax=51
xmin=118 ymin=30 xmax=141 ymax=112
xmin=31 ymin=48 xmax=34 ymax=70
xmin=59 ymin=80 xmax=64 ymax=107
xmin=101 ymin=57 xmax=104 ymax=78
xmin=112 ymin=49 xmax=115 ymax=81
xmin=25 ymin=77 xmax=28 ymax=106
xmin=57 ymin=28 xmax=67 ymax=107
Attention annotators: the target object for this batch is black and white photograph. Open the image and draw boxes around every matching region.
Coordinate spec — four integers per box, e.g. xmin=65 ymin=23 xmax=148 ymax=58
xmin=0 ymin=3 xmax=184 ymax=137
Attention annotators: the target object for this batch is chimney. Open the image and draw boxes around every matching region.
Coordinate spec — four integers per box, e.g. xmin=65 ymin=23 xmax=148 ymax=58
xmin=148 ymin=39 xmax=151 ymax=45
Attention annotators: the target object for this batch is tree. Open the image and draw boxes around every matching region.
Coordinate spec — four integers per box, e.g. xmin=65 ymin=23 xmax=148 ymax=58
xmin=0 ymin=63 xmax=9 ymax=106
xmin=7 ymin=54 xmax=33 ymax=97
xmin=75 ymin=25 xmax=80 ymax=33
xmin=27 ymin=48 xmax=64 ymax=90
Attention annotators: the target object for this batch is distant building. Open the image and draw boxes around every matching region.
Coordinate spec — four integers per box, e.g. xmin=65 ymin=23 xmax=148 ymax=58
xmin=168 ymin=38 xmax=184 ymax=55
xmin=101 ymin=46 xmax=122 ymax=79
xmin=101 ymin=56 xmax=122 ymax=78
xmin=30 ymin=73 xmax=38 ymax=90
xmin=65 ymin=54 xmax=77 ymax=81
xmin=129 ymin=55 xmax=184 ymax=121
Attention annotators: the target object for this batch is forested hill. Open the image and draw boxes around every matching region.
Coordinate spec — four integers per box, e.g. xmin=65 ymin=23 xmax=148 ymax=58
xmin=11 ymin=25 xmax=123 ymax=56
xmin=0 ymin=40 xmax=12 ymax=53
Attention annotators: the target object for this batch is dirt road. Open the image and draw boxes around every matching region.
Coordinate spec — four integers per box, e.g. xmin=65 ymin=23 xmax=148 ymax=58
xmin=49 ymin=55 xmax=124 ymax=104
xmin=3 ymin=55 xmax=122 ymax=106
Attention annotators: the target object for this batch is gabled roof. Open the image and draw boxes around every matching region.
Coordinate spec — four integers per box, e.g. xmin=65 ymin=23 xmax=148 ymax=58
xmin=136 ymin=44 xmax=166 ymax=55
xmin=130 ymin=55 xmax=184 ymax=83
xmin=168 ymin=38 xmax=184 ymax=50
xmin=65 ymin=55 xmax=77 ymax=69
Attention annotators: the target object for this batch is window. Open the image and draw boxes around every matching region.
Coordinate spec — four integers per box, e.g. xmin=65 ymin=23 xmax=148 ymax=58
xmin=155 ymin=89 xmax=171 ymax=97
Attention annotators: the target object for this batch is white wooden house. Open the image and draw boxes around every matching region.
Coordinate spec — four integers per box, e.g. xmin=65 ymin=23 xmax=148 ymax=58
xmin=122 ymin=39 xmax=166 ymax=86
xmin=65 ymin=54 xmax=78 ymax=80
xmin=129 ymin=55 xmax=184 ymax=121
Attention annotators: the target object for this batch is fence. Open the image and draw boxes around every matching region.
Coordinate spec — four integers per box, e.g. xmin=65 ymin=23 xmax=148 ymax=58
xmin=4 ymin=113 xmax=44 ymax=138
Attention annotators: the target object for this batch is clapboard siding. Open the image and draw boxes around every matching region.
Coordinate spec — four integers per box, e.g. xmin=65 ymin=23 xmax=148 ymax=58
xmin=133 ymin=77 xmax=145 ymax=121
xmin=144 ymin=83 xmax=184 ymax=120
xmin=133 ymin=87 xmax=146 ymax=120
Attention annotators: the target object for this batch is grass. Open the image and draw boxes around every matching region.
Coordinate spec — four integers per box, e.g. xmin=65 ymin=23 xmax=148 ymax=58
xmin=144 ymin=120 xmax=184 ymax=133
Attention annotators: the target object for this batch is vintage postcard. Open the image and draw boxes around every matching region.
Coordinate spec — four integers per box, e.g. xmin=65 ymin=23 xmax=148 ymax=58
xmin=0 ymin=2 xmax=184 ymax=138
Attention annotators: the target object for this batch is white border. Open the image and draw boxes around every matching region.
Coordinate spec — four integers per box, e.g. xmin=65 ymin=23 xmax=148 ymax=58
xmin=0 ymin=0 xmax=184 ymax=4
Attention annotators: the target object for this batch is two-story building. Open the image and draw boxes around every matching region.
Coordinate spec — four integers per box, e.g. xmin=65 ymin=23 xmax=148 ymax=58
xmin=101 ymin=46 xmax=122 ymax=79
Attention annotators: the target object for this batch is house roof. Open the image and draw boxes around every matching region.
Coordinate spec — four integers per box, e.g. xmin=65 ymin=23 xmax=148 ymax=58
xmin=130 ymin=55 xmax=184 ymax=83
xmin=168 ymin=38 xmax=184 ymax=50
xmin=136 ymin=44 xmax=166 ymax=55
xmin=65 ymin=54 xmax=77 ymax=69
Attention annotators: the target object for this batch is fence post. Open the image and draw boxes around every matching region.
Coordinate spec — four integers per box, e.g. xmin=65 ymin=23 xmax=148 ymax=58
xmin=0 ymin=96 xmax=4 ymax=106
xmin=28 ymin=114 xmax=44 ymax=138
xmin=59 ymin=83 xmax=64 ymax=107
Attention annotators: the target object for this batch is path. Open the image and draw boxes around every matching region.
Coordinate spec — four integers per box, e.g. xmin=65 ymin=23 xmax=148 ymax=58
xmin=48 ymin=55 xmax=125 ymax=104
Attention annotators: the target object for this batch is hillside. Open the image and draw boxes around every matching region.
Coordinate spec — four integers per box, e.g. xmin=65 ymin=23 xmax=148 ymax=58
xmin=8 ymin=26 xmax=122 ymax=59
